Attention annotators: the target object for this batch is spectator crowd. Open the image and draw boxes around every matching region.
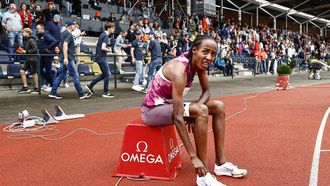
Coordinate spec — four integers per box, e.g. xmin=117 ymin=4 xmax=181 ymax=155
xmin=0 ymin=0 xmax=330 ymax=97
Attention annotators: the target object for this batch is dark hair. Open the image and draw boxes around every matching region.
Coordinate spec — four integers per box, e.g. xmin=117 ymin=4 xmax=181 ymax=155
xmin=20 ymin=3 xmax=27 ymax=10
xmin=188 ymin=35 xmax=217 ymax=63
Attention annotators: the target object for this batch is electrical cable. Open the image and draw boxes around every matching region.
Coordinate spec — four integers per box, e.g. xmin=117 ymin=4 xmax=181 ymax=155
xmin=114 ymin=87 xmax=275 ymax=185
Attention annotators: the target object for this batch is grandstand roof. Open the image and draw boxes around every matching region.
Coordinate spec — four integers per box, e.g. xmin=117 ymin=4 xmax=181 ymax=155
xmin=221 ymin=0 xmax=330 ymax=27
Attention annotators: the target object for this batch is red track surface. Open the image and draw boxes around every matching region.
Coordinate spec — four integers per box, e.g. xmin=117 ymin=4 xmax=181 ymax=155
xmin=1 ymin=84 xmax=330 ymax=186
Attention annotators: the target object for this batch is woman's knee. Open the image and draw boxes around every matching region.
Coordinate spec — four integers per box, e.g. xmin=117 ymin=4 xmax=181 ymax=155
xmin=208 ymin=100 xmax=225 ymax=115
xmin=191 ymin=103 xmax=209 ymax=119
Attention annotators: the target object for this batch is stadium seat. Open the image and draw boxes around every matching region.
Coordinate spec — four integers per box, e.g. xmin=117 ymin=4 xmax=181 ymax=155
xmin=78 ymin=64 xmax=94 ymax=76
xmin=79 ymin=52 xmax=94 ymax=64
xmin=0 ymin=65 xmax=6 ymax=78
xmin=7 ymin=64 xmax=22 ymax=78
xmin=91 ymin=62 xmax=102 ymax=75
xmin=108 ymin=63 xmax=117 ymax=74
xmin=0 ymin=51 xmax=10 ymax=63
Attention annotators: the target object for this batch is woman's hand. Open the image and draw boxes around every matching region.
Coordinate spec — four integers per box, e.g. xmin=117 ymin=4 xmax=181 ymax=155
xmin=191 ymin=156 xmax=207 ymax=177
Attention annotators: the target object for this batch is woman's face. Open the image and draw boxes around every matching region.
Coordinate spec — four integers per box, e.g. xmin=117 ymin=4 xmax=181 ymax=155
xmin=55 ymin=47 xmax=60 ymax=54
xmin=192 ymin=39 xmax=217 ymax=70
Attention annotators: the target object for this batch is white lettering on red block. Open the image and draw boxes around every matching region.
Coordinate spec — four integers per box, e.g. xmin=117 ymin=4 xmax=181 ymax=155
xmin=120 ymin=141 xmax=164 ymax=164
xmin=168 ymin=138 xmax=181 ymax=163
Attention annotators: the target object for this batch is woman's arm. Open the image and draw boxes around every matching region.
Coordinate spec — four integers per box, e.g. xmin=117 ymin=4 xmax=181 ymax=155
xmin=170 ymin=62 xmax=208 ymax=176
xmin=171 ymin=63 xmax=197 ymax=159
xmin=196 ymin=70 xmax=210 ymax=104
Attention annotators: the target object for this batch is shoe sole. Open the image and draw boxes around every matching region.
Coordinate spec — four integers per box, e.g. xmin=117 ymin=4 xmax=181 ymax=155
xmin=102 ymin=95 xmax=115 ymax=98
xmin=18 ymin=91 xmax=31 ymax=94
xmin=215 ymin=171 xmax=247 ymax=178
xmin=48 ymin=95 xmax=63 ymax=99
xmin=132 ymin=87 xmax=144 ymax=92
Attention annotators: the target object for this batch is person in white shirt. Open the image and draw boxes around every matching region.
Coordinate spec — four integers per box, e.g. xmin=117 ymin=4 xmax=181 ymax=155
xmin=72 ymin=23 xmax=85 ymax=67
xmin=114 ymin=31 xmax=129 ymax=74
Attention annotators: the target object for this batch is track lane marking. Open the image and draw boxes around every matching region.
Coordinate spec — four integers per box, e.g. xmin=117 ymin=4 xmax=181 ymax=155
xmin=309 ymin=106 xmax=330 ymax=186
xmin=320 ymin=150 xmax=330 ymax=152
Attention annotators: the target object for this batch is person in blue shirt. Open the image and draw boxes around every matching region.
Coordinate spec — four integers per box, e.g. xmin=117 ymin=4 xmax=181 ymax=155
xmin=145 ymin=32 xmax=162 ymax=91
xmin=85 ymin=22 xmax=116 ymax=98
xmin=36 ymin=24 xmax=58 ymax=91
xmin=49 ymin=21 xmax=90 ymax=99
xmin=130 ymin=31 xmax=145 ymax=92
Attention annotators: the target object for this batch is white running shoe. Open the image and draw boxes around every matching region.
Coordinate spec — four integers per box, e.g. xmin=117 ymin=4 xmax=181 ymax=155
xmin=63 ymin=83 xmax=70 ymax=88
xmin=42 ymin=87 xmax=52 ymax=92
xmin=196 ymin=172 xmax=226 ymax=186
xmin=214 ymin=162 xmax=247 ymax=178
xmin=132 ymin=85 xmax=144 ymax=91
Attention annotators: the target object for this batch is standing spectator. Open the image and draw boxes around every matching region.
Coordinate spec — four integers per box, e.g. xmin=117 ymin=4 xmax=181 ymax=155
xmin=0 ymin=1 xmax=6 ymax=50
xmin=17 ymin=3 xmax=32 ymax=29
xmin=36 ymin=24 xmax=58 ymax=91
xmin=126 ymin=23 xmax=136 ymax=43
xmin=45 ymin=14 xmax=61 ymax=43
xmin=18 ymin=28 xmax=38 ymax=94
xmin=114 ymin=30 xmax=129 ymax=74
xmin=65 ymin=0 xmax=72 ymax=16
xmin=180 ymin=34 xmax=192 ymax=54
xmin=1 ymin=0 xmax=14 ymax=9
xmin=42 ymin=1 xmax=59 ymax=23
xmin=72 ymin=23 xmax=85 ymax=66
xmin=49 ymin=21 xmax=90 ymax=100
xmin=0 ymin=1 xmax=4 ymax=20
xmin=72 ymin=0 xmax=81 ymax=17
xmin=85 ymin=22 xmax=115 ymax=98
xmin=32 ymin=4 xmax=44 ymax=35
xmin=131 ymin=31 xmax=145 ymax=92
xmin=1 ymin=3 xmax=23 ymax=61
xmin=145 ymin=33 xmax=162 ymax=90
xmin=28 ymin=0 xmax=36 ymax=14
xmin=259 ymin=48 xmax=268 ymax=74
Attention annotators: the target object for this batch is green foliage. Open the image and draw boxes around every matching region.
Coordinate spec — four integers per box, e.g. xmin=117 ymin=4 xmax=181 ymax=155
xmin=277 ymin=64 xmax=292 ymax=75
xmin=287 ymin=59 xmax=296 ymax=69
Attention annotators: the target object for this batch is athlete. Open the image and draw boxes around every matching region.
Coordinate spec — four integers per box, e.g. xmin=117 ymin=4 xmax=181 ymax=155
xmin=141 ymin=35 xmax=247 ymax=186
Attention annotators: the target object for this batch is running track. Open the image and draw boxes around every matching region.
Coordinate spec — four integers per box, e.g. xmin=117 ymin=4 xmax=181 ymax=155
xmin=1 ymin=83 xmax=330 ymax=186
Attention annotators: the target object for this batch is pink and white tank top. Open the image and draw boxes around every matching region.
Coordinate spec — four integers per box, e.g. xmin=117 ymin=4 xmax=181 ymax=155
xmin=142 ymin=52 xmax=195 ymax=108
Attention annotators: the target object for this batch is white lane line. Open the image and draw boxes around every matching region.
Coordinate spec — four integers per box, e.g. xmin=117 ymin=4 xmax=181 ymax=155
xmin=309 ymin=106 xmax=330 ymax=186
xmin=320 ymin=149 xmax=330 ymax=152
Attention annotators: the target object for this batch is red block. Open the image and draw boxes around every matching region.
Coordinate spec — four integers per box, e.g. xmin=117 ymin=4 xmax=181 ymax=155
xmin=112 ymin=118 xmax=182 ymax=180
xmin=276 ymin=75 xmax=291 ymax=90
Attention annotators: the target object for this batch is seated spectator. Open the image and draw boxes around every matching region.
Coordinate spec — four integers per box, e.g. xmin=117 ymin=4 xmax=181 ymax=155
xmin=94 ymin=11 xmax=101 ymax=21
xmin=18 ymin=28 xmax=38 ymax=94
xmin=119 ymin=14 xmax=126 ymax=23
xmin=107 ymin=12 xmax=116 ymax=23
xmin=89 ymin=0 xmax=101 ymax=10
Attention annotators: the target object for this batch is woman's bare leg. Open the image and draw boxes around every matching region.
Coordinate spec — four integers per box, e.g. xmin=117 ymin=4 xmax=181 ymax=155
xmin=189 ymin=103 xmax=210 ymax=171
xmin=206 ymin=100 xmax=227 ymax=165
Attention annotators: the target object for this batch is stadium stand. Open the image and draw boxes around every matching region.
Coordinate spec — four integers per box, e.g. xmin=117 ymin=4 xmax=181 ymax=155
xmin=0 ymin=65 xmax=6 ymax=79
xmin=78 ymin=64 xmax=94 ymax=76
xmin=6 ymin=64 xmax=22 ymax=79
